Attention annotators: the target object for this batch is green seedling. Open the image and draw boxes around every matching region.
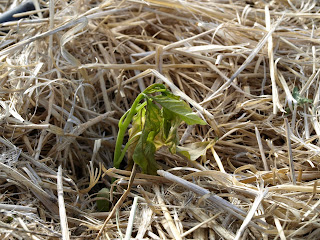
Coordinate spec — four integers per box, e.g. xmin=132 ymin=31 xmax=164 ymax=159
xmin=96 ymin=188 xmax=110 ymax=212
xmin=286 ymin=87 xmax=313 ymax=113
xmin=292 ymin=87 xmax=313 ymax=105
xmin=113 ymin=83 xmax=207 ymax=175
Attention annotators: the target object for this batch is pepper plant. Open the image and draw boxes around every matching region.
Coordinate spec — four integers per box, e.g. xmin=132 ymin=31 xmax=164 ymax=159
xmin=113 ymin=83 xmax=207 ymax=175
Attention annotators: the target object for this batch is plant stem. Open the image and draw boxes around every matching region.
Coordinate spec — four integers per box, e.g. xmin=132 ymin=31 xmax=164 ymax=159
xmin=113 ymin=93 xmax=145 ymax=168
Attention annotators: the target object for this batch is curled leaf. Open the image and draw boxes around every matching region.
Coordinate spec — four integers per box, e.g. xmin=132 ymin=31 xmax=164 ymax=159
xmin=127 ymin=107 xmax=146 ymax=168
xmin=133 ymin=99 xmax=161 ymax=175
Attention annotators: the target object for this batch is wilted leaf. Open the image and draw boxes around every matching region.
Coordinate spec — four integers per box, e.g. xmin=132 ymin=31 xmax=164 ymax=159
xmin=127 ymin=107 xmax=145 ymax=167
xmin=177 ymin=141 xmax=214 ymax=161
xmin=133 ymin=99 xmax=161 ymax=175
xmin=159 ymin=108 xmax=181 ymax=153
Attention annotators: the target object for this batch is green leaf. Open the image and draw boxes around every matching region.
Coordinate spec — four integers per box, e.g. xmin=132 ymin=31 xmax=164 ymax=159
xmin=292 ymin=87 xmax=299 ymax=101
xmin=152 ymin=95 xmax=207 ymax=125
xmin=177 ymin=141 xmax=214 ymax=161
xmin=292 ymin=87 xmax=313 ymax=105
xmin=96 ymin=188 xmax=110 ymax=212
xmin=132 ymin=99 xmax=161 ymax=175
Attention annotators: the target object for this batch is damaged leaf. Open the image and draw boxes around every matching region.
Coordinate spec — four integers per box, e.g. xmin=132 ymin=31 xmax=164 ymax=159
xmin=177 ymin=141 xmax=214 ymax=161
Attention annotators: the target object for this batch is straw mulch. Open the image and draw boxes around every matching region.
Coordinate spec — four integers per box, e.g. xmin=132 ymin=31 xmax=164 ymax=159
xmin=0 ymin=0 xmax=320 ymax=239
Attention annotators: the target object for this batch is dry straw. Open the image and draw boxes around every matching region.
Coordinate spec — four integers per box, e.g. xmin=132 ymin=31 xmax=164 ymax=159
xmin=0 ymin=0 xmax=319 ymax=239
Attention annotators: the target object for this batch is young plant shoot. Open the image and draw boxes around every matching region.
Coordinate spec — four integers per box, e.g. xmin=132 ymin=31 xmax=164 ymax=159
xmin=113 ymin=84 xmax=207 ymax=175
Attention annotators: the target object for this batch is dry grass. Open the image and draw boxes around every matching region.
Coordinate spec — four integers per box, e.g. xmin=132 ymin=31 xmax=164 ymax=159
xmin=0 ymin=0 xmax=320 ymax=239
